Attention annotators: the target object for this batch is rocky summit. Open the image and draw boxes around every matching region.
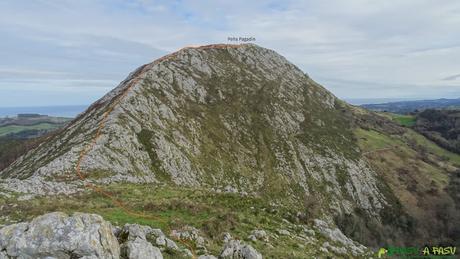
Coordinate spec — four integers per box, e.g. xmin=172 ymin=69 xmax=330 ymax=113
xmin=1 ymin=44 xmax=384 ymax=215
xmin=1 ymin=44 xmax=459 ymax=258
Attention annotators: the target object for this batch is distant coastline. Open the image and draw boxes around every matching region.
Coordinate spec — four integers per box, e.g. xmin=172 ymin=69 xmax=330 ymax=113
xmin=345 ymin=98 xmax=423 ymax=105
xmin=359 ymin=97 xmax=460 ymax=114
xmin=0 ymin=105 xmax=88 ymax=118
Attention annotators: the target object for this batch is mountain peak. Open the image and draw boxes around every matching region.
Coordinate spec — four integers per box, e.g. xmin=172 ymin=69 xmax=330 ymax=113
xmin=1 ymin=43 xmax=384 ymax=220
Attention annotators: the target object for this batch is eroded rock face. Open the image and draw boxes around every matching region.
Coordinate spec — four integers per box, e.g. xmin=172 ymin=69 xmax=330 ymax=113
xmin=0 ymin=212 xmax=120 ymax=259
xmin=313 ymin=219 xmax=366 ymax=256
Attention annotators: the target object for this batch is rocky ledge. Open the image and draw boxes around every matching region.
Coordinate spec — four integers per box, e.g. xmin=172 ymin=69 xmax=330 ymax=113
xmin=0 ymin=212 xmax=262 ymax=259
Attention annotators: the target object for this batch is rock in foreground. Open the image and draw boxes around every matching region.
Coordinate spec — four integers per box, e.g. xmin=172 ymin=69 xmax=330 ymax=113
xmin=0 ymin=212 xmax=119 ymax=259
xmin=220 ymin=240 xmax=262 ymax=259
xmin=0 ymin=212 xmax=265 ymax=259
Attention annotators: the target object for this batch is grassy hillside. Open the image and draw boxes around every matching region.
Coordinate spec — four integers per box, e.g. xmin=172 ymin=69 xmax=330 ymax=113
xmin=0 ymin=183 xmax=358 ymax=259
xmin=414 ymin=109 xmax=460 ymax=154
xmin=377 ymin=112 xmax=416 ymax=127
xmin=353 ymin=126 xmax=460 ymax=246
xmin=391 ymin=114 xmax=416 ymax=127
xmin=404 ymin=129 xmax=460 ymax=165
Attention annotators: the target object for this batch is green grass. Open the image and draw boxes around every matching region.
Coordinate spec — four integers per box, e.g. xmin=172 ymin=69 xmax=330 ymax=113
xmin=355 ymin=127 xmax=456 ymax=188
xmin=0 ymin=183 xmax=354 ymax=258
xmin=377 ymin=112 xmax=416 ymax=127
xmin=356 ymin=123 xmax=460 ymax=167
xmin=404 ymin=129 xmax=460 ymax=166
xmin=355 ymin=128 xmax=404 ymax=150
xmin=392 ymin=114 xmax=416 ymax=127
xmin=354 ymin=127 xmax=457 ymax=245
xmin=0 ymin=123 xmax=58 ymax=136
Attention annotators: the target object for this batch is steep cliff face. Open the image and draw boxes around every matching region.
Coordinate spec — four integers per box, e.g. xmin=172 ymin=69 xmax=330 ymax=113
xmin=0 ymin=44 xmax=385 ymax=218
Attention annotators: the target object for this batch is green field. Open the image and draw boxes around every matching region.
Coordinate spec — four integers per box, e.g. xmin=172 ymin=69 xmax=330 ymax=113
xmin=355 ymin=128 xmax=404 ymax=150
xmin=390 ymin=114 xmax=416 ymax=127
xmin=0 ymin=123 xmax=59 ymax=137
xmin=356 ymin=126 xmax=460 ymax=165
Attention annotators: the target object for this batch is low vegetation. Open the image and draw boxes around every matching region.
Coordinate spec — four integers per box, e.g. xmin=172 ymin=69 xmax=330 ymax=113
xmin=0 ymin=184 xmax=334 ymax=258
xmin=0 ymin=136 xmax=46 ymax=172
xmin=414 ymin=109 xmax=460 ymax=154
xmin=353 ymin=127 xmax=460 ymax=246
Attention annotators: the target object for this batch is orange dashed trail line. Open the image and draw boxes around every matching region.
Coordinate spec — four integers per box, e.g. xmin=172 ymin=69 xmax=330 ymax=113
xmin=74 ymin=44 xmax=246 ymax=258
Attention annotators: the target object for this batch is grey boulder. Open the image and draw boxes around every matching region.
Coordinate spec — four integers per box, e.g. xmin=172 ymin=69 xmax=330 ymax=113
xmin=220 ymin=240 xmax=262 ymax=259
xmin=0 ymin=212 xmax=120 ymax=259
xmin=121 ymin=237 xmax=163 ymax=259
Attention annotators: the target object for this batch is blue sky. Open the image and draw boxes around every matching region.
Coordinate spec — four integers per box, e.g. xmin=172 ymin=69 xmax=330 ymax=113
xmin=1 ymin=0 xmax=460 ymax=107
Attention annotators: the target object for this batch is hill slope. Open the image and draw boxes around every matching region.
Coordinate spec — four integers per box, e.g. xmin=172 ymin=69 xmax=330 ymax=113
xmin=0 ymin=44 xmax=384 ymax=216
xmin=414 ymin=109 xmax=460 ymax=154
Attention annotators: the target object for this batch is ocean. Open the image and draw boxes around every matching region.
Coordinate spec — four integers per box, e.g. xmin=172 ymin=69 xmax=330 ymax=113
xmin=0 ymin=105 xmax=89 ymax=118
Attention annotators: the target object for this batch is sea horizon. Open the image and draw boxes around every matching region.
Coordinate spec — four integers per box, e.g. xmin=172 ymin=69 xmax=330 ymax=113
xmin=0 ymin=105 xmax=89 ymax=118
xmin=1 ymin=97 xmax=458 ymax=118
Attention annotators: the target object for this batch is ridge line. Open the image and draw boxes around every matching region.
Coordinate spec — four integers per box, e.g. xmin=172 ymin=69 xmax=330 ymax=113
xmin=74 ymin=43 xmax=248 ymax=259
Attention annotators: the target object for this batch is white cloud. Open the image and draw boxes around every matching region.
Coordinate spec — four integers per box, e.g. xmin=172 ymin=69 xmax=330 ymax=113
xmin=0 ymin=0 xmax=459 ymax=106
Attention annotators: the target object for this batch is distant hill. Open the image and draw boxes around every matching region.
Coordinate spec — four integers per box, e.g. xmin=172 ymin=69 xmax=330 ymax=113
xmin=361 ymin=98 xmax=460 ymax=114
xmin=0 ymin=115 xmax=71 ymax=138
xmin=0 ymin=115 xmax=70 ymax=171
xmin=0 ymin=105 xmax=87 ymax=118
xmin=376 ymin=109 xmax=460 ymax=155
